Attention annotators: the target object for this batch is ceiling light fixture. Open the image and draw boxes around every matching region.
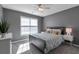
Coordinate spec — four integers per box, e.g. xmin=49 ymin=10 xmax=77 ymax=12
xmin=37 ymin=4 xmax=44 ymax=12
xmin=37 ymin=4 xmax=50 ymax=12
xmin=38 ymin=7 xmax=44 ymax=12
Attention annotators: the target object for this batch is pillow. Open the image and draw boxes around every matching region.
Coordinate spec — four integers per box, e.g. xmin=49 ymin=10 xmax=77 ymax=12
xmin=46 ymin=28 xmax=62 ymax=35
xmin=51 ymin=29 xmax=61 ymax=35
xmin=46 ymin=28 xmax=52 ymax=33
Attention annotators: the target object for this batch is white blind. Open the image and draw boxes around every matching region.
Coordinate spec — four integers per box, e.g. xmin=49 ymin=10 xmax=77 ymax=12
xmin=20 ymin=16 xmax=38 ymax=35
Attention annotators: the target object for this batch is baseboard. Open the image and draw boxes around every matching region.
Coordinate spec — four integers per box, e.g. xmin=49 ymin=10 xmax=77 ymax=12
xmin=72 ymin=44 xmax=79 ymax=47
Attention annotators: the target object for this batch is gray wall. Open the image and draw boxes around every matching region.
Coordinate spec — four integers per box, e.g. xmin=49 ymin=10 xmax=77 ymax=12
xmin=44 ymin=6 xmax=79 ymax=44
xmin=0 ymin=5 xmax=3 ymax=21
xmin=3 ymin=8 xmax=43 ymax=40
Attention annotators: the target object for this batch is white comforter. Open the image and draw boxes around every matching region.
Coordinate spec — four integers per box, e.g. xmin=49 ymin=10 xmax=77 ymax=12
xmin=32 ymin=32 xmax=64 ymax=53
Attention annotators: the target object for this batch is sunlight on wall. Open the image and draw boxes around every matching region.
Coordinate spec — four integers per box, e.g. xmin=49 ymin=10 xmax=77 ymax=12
xmin=16 ymin=42 xmax=30 ymax=54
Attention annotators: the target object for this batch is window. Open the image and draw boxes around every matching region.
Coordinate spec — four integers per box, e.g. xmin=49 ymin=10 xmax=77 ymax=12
xmin=20 ymin=16 xmax=38 ymax=35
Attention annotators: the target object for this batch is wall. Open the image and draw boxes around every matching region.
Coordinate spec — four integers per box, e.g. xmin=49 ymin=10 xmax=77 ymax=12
xmin=44 ymin=6 xmax=79 ymax=44
xmin=0 ymin=5 xmax=3 ymax=21
xmin=3 ymin=8 xmax=43 ymax=40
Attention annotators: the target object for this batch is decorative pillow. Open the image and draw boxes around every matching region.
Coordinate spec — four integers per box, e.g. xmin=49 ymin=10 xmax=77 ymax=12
xmin=51 ymin=29 xmax=61 ymax=35
xmin=46 ymin=28 xmax=62 ymax=35
xmin=46 ymin=28 xmax=52 ymax=33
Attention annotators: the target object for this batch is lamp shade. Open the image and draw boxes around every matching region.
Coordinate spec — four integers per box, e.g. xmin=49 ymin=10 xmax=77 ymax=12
xmin=66 ymin=28 xmax=72 ymax=35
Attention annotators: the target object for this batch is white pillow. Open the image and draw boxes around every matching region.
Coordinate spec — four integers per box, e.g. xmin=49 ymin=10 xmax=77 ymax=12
xmin=46 ymin=28 xmax=52 ymax=33
xmin=51 ymin=29 xmax=61 ymax=35
xmin=46 ymin=28 xmax=62 ymax=35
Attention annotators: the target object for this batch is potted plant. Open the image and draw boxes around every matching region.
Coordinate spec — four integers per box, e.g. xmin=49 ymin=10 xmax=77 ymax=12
xmin=0 ymin=19 xmax=9 ymax=38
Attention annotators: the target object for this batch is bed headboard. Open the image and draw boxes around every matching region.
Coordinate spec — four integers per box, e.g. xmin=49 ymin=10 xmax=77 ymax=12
xmin=47 ymin=27 xmax=66 ymax=35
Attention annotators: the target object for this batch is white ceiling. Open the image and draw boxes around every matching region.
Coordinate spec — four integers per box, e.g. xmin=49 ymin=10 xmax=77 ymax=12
xmin=2 ymin=4 xmax=79 ymax=17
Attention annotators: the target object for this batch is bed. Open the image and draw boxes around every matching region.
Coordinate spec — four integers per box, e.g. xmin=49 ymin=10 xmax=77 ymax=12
xmin=29 ymin=27 xmax=66 ymax=54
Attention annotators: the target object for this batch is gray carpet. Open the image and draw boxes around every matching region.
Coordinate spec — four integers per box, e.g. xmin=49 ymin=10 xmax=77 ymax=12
xmin=12 ymin=40 xmax=79 ymax=54
xmin=48 ymin=43 xmax=79 ymax=54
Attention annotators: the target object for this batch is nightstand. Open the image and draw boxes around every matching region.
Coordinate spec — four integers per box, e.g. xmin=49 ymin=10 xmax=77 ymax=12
xmin=63 ymin=35 xmax=74 ymax=44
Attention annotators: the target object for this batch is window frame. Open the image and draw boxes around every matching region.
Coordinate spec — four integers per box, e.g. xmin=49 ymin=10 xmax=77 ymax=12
xmin=20 ymin=16 xmax=38 ymax=35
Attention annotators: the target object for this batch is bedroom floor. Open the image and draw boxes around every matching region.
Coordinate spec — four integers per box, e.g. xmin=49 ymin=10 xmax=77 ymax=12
xmin=12 ymin=39 xmax=79 ymax=54
xmin=49 ymin=43 xmax=79 ymax=54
